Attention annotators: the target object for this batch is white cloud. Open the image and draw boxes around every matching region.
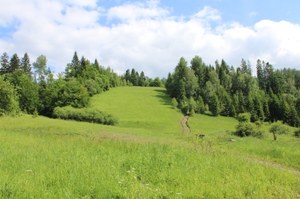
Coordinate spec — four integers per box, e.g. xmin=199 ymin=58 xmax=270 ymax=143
xmin=0 ymin=1 xmax=300 ymax=77
xmin=193 ymin=6 xmax=221 ymax=21
xmin=106 ymin=1 xmax=169 ymax=22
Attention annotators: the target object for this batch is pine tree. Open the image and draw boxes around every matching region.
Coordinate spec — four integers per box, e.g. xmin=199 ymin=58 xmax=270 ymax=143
xmin=240 ymin=59 xmax=251 ymax=75
xmin=65 ymin=51 xmax=80 ymax=78
xmin=130 ymin=68 xmax=139 ymax=86
xmin=210 ymin=93 xmax=220 ymax=116
xmin=139 ymin=71 xmax=146 ymax=86
xmin=124 ymin=69 xmax=131 ymax=85
xmin=20 ymin=52 xmax=32 ymax=77
xmin=256 ymin=59 xmax=265 ymax=90
xmin=191 ymin=56 xmax=205 ymax=88
xmin=94 ymin=59 xmax=101 ymax=72
xmin=9 ymin=53 xmax=20 ymax=72
xmin=79 ymin=56 xmax=88 ymax=75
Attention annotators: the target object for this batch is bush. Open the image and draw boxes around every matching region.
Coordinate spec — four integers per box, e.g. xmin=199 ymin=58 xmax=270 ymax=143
xmin=233 ymin=122 xmax=264 ymax=138
xmin=53 ymin=106 xmax=118 ymax=125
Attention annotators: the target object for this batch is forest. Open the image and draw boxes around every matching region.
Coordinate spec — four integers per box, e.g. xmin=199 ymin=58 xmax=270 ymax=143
xmin=166 ymin=56 xmax=300 ymax=127
xmin=1 ymin=52 xmax=300 ymax=127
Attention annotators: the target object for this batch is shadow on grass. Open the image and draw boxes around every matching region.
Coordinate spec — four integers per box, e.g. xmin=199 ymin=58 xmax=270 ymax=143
xmin=153 ymin=89 xmax=174 ymax=109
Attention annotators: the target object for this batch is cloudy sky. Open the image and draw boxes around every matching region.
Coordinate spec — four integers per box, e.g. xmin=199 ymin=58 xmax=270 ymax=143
xmin=1 ymin=0 xmax=300 ymax=77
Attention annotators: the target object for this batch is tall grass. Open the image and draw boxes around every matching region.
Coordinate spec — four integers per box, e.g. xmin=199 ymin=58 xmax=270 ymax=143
xmin=0 ymin=87 xmax=299 ymax=198
xmin=0 ymin=127 xmax=299 ymax=198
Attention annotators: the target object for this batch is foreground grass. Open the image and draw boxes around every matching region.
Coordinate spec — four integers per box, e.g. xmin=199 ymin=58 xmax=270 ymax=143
xmin=0 ymin=87 xmax=299 ymax=198
xmin=0 ymin=119 xmax=299 ymax=198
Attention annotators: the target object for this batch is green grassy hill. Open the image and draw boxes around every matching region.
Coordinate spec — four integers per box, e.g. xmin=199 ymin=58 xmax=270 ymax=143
xmin=0 ymin=87 xmax=299 ymax=198
xmin=91 ymin=87 xmax=183 ymax=136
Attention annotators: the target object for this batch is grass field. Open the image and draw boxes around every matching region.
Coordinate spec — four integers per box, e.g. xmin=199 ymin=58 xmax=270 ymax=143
xmin=0 ymin=87 xmax=299 ymax=198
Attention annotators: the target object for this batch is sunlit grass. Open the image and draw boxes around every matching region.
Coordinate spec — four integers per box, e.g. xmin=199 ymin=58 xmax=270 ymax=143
xmin=0 ymin=127 xmax=299 ymax=198
xmin=0 ymin=87 xmax=299 ymax=198
xmin=90 ymin=87 xmax=183 ymax=136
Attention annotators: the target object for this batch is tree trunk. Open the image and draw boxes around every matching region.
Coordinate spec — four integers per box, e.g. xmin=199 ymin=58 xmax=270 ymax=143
xmin=273 ymin=132 xmax=277 ymax=141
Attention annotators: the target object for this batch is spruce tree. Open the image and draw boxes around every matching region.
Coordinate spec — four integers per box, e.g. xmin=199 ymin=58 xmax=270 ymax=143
xmin=9 ymin=53 xmax=20 ymax=72
xmin=20 ymin=52 xmax=32 ymax=77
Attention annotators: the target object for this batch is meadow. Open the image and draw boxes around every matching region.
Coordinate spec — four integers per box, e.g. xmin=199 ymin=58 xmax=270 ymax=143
xmin=0 ymin=87 xmax=299 ymax=198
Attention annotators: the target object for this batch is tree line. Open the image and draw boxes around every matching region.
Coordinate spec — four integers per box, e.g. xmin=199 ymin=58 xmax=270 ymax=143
xmin=1 ymin=51 xmax=300 ymax=127
xmin=166 ymin=56 xmax=300 ymax=127
xmin=123 ymin=68 xmax=164 ymax=87
xmin=0 ymin=51 xmax=162 ymax=124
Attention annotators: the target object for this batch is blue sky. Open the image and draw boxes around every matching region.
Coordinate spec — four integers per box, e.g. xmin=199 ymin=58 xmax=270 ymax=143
xmin=162 ymin=0 xmax=300 ymax=24
xmin=0 ymin=0 xmax=300 ymax=77
xmin=98 ymin=0 xmax=300 ymax=25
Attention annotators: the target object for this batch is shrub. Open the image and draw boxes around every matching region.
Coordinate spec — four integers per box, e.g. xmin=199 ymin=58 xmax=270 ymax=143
xmin=53 ymin=106 xmax=118 ymax=125
xmin=233 ymin=122 xmax=264 ymax=138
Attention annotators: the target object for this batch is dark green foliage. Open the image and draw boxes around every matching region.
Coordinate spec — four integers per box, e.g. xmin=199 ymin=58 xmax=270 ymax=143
xmin=9 ymin=53 xmax=20 ymax=72
xmin=2 ymin=50 xmax=300 ymax=129
xmin=149 ymin=77 xmax=163 ymax=87
xmin=37 ymin=77 xmax=89 ymax=116
xmin=208 ymin=93 xmax=220 ymax=116
xmin=166 ymin=57 xmax=198 ymax=114
xmin=5 ymin=71 xmax=39 ymax=114
xmin=79 ymin=64 xmax=107 ymax=96
xmin=122 ymin=68 xmax=162 ymax=87
xmin=195 ymin=96 xmax=206 ymax=114
xmin=53 ymin=106 xmax=118 ymax=125
xmin=20 ymin=53 xmax=32 ymax=77
xmin=191 ymin=56 xmax=206 ymax=88
xmin=62 ymin=78 xmax=90 ymax=108
xmin=233 ymin=122 xmax=264 ymax=138
xmin=0 ymin=76 xmax=19 ymax=116
xmin=167 ymin=57 xmax=198 ymax=100
xmin=65 ymin=51 xmax=80 ymax=78
xmin=166 ymin=56 xmax=300 ymax=127
xmin=66 ymin=52 xmax=122 ymax=94
xmin=234 ymin=115 xmax=264 ymax=138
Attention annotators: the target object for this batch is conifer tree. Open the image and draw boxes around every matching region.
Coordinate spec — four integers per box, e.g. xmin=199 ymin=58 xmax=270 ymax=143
xmin=20 ymin=52 xmax=32 ymax=77
xmin=9 ymin=53 xmax=20 ymax=72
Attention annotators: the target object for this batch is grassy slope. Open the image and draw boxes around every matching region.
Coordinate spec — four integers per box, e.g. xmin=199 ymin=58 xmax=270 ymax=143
xmin=91 ymin=87 xmax=183 ymax=137
xmin=0 ymin=87 xmax=299 ymax=198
